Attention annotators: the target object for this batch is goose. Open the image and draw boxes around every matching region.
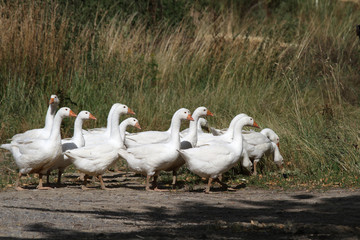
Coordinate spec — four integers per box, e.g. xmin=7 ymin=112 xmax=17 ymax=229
xmin=11 ymin=95 xmax=60 ymax=141
xmin=180 ymin=117 xmax=209 ymax=137
xmin=118 ymin=108 xmax=194 ymax=191
xmin=178 ymin=116 xmax=259 ymax=193
xmin=196 ymin=113 xmax=248 ymax=146
xmin=64 ymin=105 xmax=138 ymax=190
xmin=46 ymin=110 xmax=97 ymax=185
xmin=242 ymin=128 xmax=283 ymax=175
xmin=0 ymin=107 xmax=77 ymax=190
xmin=164 ymin=107 xmax=213 ymax=187
xmin=83 ymin=103 xmax=135 ymax=146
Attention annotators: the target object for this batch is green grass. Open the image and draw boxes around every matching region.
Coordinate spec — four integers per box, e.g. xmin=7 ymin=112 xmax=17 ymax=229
xmin=1 ymin=0 xmax=360 ymax=190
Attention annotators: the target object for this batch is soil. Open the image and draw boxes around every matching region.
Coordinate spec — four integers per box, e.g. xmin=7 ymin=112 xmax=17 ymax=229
xmin=0 ymin=172 xmax=359 ymax=240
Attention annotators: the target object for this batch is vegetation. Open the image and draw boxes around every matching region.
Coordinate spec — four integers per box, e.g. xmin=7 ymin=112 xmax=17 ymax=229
xmin=1 ymin=0 xmax=359 ymax=189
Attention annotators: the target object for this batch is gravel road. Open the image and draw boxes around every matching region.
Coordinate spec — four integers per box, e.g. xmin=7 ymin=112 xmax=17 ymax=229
xmin=0 ymin=172 xmax=359 ymax=240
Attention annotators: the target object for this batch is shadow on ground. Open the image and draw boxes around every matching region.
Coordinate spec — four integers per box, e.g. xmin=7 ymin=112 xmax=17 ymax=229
xmin=2 ymin=192 xmax=360 ymax=239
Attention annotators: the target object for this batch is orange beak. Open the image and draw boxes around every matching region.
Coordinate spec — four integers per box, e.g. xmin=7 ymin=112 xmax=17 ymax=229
xmin=128 ymin=108 xmax=135 ymax=115
xmin=134 ymin=122 xmax=141 ymax=130
xmin=187 ymin=114 xmax=194 ymax=121
xmin=49 ymin=98 xmax=55 ymax=104
xmin=277 ymin=142 xmax=280 ymax=148
xmin=207 ymin=110 xmax=214 ymax=116
xmin=89 ymin=113 xmax=97 ymax=120
xmin=253 ymin=121 xmax=260 ymax=128
xmin=69 ymin=110 xmax=77 ymax=117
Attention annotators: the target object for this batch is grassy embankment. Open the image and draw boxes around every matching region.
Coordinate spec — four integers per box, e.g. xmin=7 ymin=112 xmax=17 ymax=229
xmin=0 ymin=1 xmax=359 ymax=190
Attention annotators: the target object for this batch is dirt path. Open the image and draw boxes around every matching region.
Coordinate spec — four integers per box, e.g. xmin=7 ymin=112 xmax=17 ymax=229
xmin=0 ymin=172 xmax=359 ymax=240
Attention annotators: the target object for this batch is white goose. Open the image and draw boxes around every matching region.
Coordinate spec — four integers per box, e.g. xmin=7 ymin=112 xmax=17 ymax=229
xmin=196 ymin=113 xmax=248 ymax=146
xmin=118 ymin=108 xmax=194 ymax=191
xmin=83 ymin=103 xmax=135 ymax=146
xmin=11 ymin=95 xmax=60 ymax=141
xmin=64 ymin=105 xmax=139 ymax=190
xmin=178 ymin=116 xmax=259 ymax=193
xmin=164 ymin=107 xmax=213 ymax=186
xmin=47 ymin=110 xmax=97 ymax=185
xmin=242 ymin=128 xmax=283 ymax=175
xmin=0 ymin=107 xmax=77 ymax=190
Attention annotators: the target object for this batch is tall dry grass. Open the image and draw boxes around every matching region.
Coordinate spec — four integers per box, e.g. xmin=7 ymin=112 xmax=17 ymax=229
xmin=1 ymin=0 xmax=359 ymax=187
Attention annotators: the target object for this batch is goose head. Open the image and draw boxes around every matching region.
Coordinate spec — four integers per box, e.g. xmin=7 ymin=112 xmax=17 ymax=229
xmin=236 ymin=116 xmax=259 ymax=130
xmin=176 ymin=108 xmax=194 ymax=121
xmin=77 ymin=110 xmax=97 ymax=121
xmin=115 ymin=104 xmax=135 ymax=116
xmin=49 ymin=95 xmax=60 ymax=105
xmin=261 ymin=128 xmax=280 ymax=147
xmin=58 ymin=107 xmax=77 ymax=118
xmin=126 ymin=117 xmax=141 ymax=130
xmin=194 ymin=106 xmax=214 ymax=118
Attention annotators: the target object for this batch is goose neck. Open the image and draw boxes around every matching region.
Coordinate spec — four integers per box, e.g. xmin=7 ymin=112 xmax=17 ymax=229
xmin=49 ymin=113 xmax=64 ymax=142
xmin=72 ymin=117 xmax=85 ymax=147
xmin=109 ymin=110 xmax=122 ymax=143
xmin=185 ymin=112 xmax=200 ymax=145
xmin=44 ymin=104 xmax=57 ymax=132
xmin=105 ymin=105 xmax=117 ymax=136
xmin=169 ymin=116 xmax=181 ymax=146
xmin=119 ymin=121 xmax=128 ymax=143
xmin=232 ymin=121 xmax=247 ymax=145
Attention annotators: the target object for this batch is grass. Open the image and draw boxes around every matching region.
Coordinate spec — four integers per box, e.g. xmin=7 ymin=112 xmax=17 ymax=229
xmin=0 ymin=0 xmax=360 ymax=190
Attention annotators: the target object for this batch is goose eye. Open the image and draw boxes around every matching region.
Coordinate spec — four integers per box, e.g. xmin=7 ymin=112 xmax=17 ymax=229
xmin=123 ymin=106 xmax=126 ymax=108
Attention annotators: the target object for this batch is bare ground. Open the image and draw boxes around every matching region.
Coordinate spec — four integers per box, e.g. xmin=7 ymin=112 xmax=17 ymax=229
xmin=0 ymin=172 xmax=359 ymax=240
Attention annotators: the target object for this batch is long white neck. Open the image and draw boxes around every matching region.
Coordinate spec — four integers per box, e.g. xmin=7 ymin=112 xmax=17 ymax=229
xmin=49 ymin=112 xmax=64 ymax=142
xmin=224 ymin=114 xmax=247 ymax=139
xmin=105 ymin=105 xmax=117 ymax=136
xmin=260 ymin=128 xmax=271 ymax=138
xmin=119 ymin=120 xmax=130 ymax=148
xmin=183 ymin=111 xmax=200 ymax=147
xmin=169 ymin=113 xmax=182 ymax=149
xmin=261 ymin=128 xmax=277 ymax=143
xmin=72 ymin=117 xmax=85 ymax=147
xmin=109 ymin=110 xmax=122 ymax=144
xmin=43 ymin=104 xmax=57 ymax=132
xmin=197 ymin=120 xmax=203 ymax=132
xmin=272 ymin=143 xmax=283 ymax=163
xmin=230 ymin=119 xmax=248 ymax=156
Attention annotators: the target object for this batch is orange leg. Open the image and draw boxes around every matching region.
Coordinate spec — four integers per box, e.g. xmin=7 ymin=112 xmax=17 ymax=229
xmin=98 ymin=175 xmax=107 ymax=190
xmin=37 ymin=173 xmax=52 ymax=190
xmin=81 ymin=174 xmax=90 ymax=190
xmin=15 ymin=172 xmax=24 ymax=191
xmin=145 ymin=175 xmax=151 ymax=191
xmin=205 ymin=178 xmax=213 ymax=194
